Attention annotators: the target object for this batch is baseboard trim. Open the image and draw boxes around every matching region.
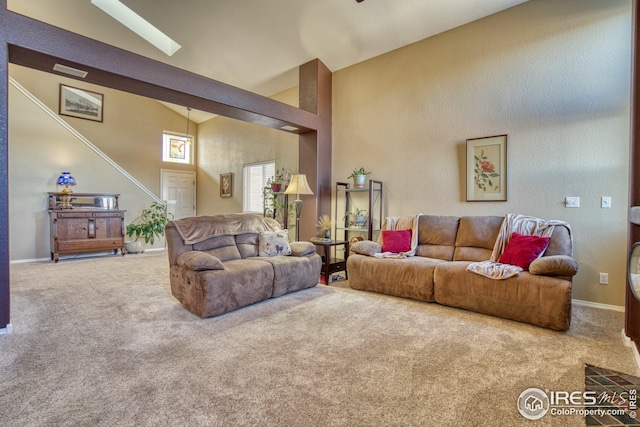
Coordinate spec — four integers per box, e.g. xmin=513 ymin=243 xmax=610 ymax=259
xmin=572 ymin=299 xmax=624 ymax=312
xmin=0 ymin=324 xmax=13 ymax=335
xmin=621 ymin=329 xmax=640 ymax=372
xmin=10 ymin=248 xmax=166 ymax=264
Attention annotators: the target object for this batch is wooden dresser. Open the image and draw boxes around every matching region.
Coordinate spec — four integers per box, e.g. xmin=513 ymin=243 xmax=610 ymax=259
xmin=48 ymin=192 xmax=126 ymax=262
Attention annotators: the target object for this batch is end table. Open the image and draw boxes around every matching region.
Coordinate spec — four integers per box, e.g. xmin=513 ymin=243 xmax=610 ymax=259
xmin=309 ymin=238 xmax=349 ymax=285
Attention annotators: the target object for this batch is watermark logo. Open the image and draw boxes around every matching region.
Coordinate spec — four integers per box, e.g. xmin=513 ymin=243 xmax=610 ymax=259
xmin=518 ymin=388 xmax=549 ymax=420
xmin=517 ymin=387 xmax=638 ymax=420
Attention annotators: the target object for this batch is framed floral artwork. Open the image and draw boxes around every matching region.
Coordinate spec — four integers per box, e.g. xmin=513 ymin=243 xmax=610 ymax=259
xmin=466 ymin=135 xmax=507 ymax=202
xmin=220 ymin=172 xmax=232 ymax=198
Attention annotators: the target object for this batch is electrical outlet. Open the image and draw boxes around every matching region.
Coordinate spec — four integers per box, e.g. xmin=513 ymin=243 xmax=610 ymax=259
xmin=601 ymin=197 xmax=611 ymax=208
xmin=599 ymin=272 xmax=609 ymax=285
xmin=565 ymin=197 xmax=580 ymax=208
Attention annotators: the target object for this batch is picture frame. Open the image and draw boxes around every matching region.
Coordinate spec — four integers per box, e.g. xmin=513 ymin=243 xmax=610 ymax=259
xmin=59 ymin=84 xmax=104 ymax=122
xmin=220 ymin=173 xmax=233 ymax=198
xmin=466 ymin=134 xmax=507 ymax=202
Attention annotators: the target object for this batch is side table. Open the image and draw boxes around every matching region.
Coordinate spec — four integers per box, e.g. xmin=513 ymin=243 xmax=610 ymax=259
xmin=309 ymin=238 xmax=349 ymax=284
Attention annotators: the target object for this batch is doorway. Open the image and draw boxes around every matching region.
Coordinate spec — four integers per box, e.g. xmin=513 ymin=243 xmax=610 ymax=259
xmin=161 ymin=169 xmax=196 ymax=219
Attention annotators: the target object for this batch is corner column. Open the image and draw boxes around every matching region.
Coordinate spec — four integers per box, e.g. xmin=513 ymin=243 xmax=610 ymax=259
xmin=298 ymin=59 xmax=332 ymax=240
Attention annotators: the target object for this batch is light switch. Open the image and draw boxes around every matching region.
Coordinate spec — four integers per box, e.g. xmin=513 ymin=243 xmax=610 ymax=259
xmin=601 ymin=197 xmax=611 ymax=208
xmin=565 ymin=197 xmax=580 ymax=208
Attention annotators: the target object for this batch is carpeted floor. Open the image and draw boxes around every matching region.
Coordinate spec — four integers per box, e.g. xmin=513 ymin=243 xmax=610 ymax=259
xmin=1 ymin=251 xmax=638 ymax=427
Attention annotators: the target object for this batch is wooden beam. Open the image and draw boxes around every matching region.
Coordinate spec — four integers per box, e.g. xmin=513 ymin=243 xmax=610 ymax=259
xmin=299 ymin=59 xmax=332 ymax=241
xmin=2 ymin=8 xmax=319 ymax=134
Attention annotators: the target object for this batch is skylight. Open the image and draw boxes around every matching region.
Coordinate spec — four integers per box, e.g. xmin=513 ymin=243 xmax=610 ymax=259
xmin=91 ymin=0 xmax=181 ymax=57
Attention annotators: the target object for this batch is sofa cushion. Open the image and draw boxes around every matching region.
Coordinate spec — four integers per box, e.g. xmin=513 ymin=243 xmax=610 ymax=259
xmin=381 ymin=229 xmax=412 ymax=253
xmin=351 ymin=240 xmax=381 ymax=256
xmin=453 ymin=216 xmax=503 ymax=261
xmin=236 ymin=233 xmax=259 ymax=258
xmin=177 ymin=252 xmax=225 ymax=271
xmin=193 ymin=235 xmax=242 ymax=261
xmin=194 ymin=259 xmax=275 ymax=318
xmin=255 ymin=254 xmax=322 ymax=297
xmin=415 ymin=215 xmax=460 ymax=261
xmin=529 ymin=255 xmax=578 ymax=276
xmin=347 ymin=255 xmax=442 ymax=302
xmin=259 ymin=230 xmax=292 ymax=256
xmin=498 ymin=233 xmax=550 ymax=269
xmin=290 ymin=241 xmax=316 ymax=257
xmin=433 ymin=261 xmax=571 ymax=331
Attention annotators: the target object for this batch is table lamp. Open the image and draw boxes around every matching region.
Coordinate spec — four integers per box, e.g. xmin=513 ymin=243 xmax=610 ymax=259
xmin=56 ymin=172 xmax=76 ymax=209
xmin=284 ymin=174 xmax=314 ymax=241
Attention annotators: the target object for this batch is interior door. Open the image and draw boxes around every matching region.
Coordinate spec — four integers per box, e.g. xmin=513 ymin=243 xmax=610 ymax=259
xmin=161 ymin=170 xmax=196 ymax=219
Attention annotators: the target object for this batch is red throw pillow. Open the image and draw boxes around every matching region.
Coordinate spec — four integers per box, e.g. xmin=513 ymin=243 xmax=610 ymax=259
xmin=381 ymin=229 xmax=412 ymax=253
xmin=498 ymin=232 xmax=551 ymax=270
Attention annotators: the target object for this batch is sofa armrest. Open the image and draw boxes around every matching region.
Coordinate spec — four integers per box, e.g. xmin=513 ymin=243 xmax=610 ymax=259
xmin=177 ymin=251 xmax=225 ymax=271
xmin=529 ymin=255 xmax=578 ymax=277
xmin=290 ymin=241 xmax=316 ymax=257
xmin=351 ymin=240 xmax=381 ymax=256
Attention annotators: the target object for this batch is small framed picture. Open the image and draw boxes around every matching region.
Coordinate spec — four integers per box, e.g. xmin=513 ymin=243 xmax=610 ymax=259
xmin=59 ymin=84 xmax=104 ymax=122
xmin=466 ymin=135 xmax=507 ymax=202
xmin=220 ymin=173 xmax=233 ymax=198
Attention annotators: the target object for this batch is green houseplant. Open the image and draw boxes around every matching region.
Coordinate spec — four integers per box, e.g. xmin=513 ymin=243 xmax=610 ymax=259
xmin=347 ymin=167 xmax=371 ymax=188
xmin=125 ymin=202 xmax=173 ymax=253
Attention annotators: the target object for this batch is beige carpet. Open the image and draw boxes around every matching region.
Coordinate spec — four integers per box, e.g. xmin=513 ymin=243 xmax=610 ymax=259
xmin=1 ymin=251 xmax=637 ymax=427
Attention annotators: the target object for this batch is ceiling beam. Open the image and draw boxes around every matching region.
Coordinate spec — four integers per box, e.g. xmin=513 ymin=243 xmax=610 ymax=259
xmin=1 ymin=8 xmax=319 ymax=134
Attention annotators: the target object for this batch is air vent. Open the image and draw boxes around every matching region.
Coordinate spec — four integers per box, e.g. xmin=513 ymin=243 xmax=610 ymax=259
xmin=53 ymin=64 xmax=88 ymax=78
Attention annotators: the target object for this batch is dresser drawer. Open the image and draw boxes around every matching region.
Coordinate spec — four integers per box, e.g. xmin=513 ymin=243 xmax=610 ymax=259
xmin=56 ymin=238 xmax=123 ymax=252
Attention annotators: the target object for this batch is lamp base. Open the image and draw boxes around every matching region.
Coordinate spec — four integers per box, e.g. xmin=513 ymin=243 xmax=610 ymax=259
xmin=57 ymin=186 xmax=75 ymax=209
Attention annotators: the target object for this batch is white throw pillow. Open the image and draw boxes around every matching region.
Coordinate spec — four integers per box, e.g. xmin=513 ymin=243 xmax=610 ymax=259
xmin=259 ymin=230 xmax=292 ymax=256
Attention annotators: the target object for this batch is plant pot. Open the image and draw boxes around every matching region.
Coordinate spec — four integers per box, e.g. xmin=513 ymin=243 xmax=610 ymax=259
xmin=353 ymin=174 xmax=366 ymax=188
xmin=324 ymin=229 xmax=331 ymax=239
xmin=356 ymin=215 xmax=366 ymax=227
xmin=125 ymin=240 xmax=145 ymax=254
xmin=270 ymin=183 xmax=282 ymax=192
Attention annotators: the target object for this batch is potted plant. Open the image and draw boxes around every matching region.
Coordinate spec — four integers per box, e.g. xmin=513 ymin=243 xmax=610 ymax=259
xmin=316 ymin=215 xmax=334 ymax=239
xmin=125 ymin=201 xmax=173 ymax=254
xmin=267 ymin=168 xmax=291 ymax=192
xmin=354 ymin=207 xmax=367 ymax=227
xmin=347 ymin=167 xmax=371 ymax=188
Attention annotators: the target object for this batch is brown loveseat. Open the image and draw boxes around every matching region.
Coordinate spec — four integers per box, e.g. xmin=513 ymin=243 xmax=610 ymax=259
xmin=347 ymin=215 xmax=577 ymax=331
xmin=165 ymin=213 xmax=322 ymax=318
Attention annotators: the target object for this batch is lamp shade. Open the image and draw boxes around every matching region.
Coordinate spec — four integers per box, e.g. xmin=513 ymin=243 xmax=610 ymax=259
xmin=56 ymin=172 xmax=76 ymax=187
xmin=284 ymin=174 xmax=314 ymax=196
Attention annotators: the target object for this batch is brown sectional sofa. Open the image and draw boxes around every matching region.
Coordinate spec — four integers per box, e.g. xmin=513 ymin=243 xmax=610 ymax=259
xmin=165 ymin=213 xmax=322 ymax=318
xmin=347 ymin=215 xmax=577 ymax=331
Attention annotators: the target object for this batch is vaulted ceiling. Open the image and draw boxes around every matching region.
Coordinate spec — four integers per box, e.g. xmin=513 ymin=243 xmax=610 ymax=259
xmin=8 ymin=0 xmax=527 ymax=121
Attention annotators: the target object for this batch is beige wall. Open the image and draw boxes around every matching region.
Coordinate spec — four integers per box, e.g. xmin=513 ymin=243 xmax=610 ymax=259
xmin=196 ymin=87 xmax=299 ymax=215
xmin=333 ymin=0 xmax=632 ymax=306
xmin=9 ymin=65 xmax=196 ymax=260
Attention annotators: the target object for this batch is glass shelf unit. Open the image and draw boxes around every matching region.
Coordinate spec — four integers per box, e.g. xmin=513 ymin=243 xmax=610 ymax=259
xmin=334 ymin=180 xmax=383 ymax=242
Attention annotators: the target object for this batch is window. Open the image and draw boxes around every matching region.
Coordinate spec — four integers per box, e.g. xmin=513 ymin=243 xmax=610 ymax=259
xmin=162 ymin=132 xmax=193 ymax=164
xmin=243 ymin=161 xmax=275 ymax=212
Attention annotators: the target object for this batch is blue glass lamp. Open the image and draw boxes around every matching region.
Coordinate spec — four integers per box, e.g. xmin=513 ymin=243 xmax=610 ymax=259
xmin=56 ymin=172 xmax=76 ymax=209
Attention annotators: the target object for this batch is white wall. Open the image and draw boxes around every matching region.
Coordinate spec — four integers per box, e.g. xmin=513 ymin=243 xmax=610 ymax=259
xmin=8 ymin=65 xmax=196 ymax=260
xmin=332 ymin=0 xmax=632 ymax=306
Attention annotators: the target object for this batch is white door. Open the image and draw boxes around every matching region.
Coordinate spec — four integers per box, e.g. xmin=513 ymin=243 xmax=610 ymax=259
xmin=161 ymin=169 xmax=196 ymax=219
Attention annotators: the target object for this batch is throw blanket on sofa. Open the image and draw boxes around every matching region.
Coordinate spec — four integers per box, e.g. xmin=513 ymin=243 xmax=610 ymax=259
xmin=171 ymin=213 xmax=281 ymax=244
xmin=466 ymin=214 xmax=571 ymax=279
xmin=373 ymin=213 xmax=422 ymax=259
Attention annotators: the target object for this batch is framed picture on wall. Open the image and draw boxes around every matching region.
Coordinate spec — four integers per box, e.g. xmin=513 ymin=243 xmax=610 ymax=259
xmin=59 ymin=84 xmax=104 ymax=122
xmin=220 ymin=173 xmax=233 ymax=198
xmin=466 ymin=134 xmax=507 ymax=202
